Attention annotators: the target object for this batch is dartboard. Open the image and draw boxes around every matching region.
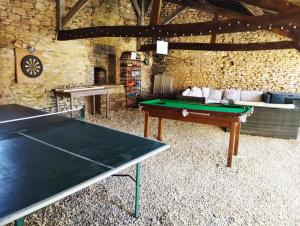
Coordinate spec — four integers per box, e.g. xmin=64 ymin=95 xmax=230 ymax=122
xmin=21 ymin=55 xmax=43 ymax=78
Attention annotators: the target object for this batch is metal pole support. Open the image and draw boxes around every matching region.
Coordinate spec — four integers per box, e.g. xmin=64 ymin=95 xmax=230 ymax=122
xmin=15 ymin=218 xmax=24 ymax=226
xmin=135 ymin=163 xmax=141 ymax=218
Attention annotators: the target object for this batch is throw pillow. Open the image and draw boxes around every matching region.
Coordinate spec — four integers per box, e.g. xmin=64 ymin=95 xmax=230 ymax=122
xmin=201 ymin=87 xmax=210 ymax=98
xmin=208 ymin=89 xmax=223 ymax=100
xmin=240 ymin=90 xmax=263 ymax=102
xmin=188 ymin=87 xmax=202 ymax=97
xmin=223 ymin=89 xmax=241 ymax=101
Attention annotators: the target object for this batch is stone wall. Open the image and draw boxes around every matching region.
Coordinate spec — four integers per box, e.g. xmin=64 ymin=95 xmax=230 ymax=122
xmin=0 ymin=0 xmax=139 ymax=111
xmin=154 ymin=3 xmax=300 ymax=93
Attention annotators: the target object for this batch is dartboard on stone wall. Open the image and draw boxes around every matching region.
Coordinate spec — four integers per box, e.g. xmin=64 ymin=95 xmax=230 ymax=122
xmin=15 ymin=48 xmax=45 ymax=84
xmin=21 ymin=55 xmax=43 ymax=78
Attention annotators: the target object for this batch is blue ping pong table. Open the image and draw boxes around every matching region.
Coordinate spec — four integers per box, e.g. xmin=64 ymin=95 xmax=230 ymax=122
xmin=0 ymin=104 xmax=169 ymax=226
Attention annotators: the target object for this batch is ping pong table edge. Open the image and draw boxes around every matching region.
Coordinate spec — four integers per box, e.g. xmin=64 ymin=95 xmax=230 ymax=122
xmin=0 ymin=144 xmax=170 ymax=226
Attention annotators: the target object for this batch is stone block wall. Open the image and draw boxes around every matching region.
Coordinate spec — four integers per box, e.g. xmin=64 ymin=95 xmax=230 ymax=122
xmin=0 ymin=0 xmax=138 ymax=111
xmin=153 ymin=3 xmax=300 ymax=93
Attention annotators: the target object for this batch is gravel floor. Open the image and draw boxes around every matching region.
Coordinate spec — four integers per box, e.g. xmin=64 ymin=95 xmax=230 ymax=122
xmin=16 ymin=110 xmax=300 ymax=226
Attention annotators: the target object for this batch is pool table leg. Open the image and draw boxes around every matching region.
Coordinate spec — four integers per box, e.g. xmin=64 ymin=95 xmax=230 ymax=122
xmin=234 ymin=123 xmax=241 ymax=156
xmin=227 ymin=122 xmax=237 ymax=167
xmin=158 ymin=118 xmax=163 ymax=141
xmin=144 ymin=111 xmax=150 ymax=138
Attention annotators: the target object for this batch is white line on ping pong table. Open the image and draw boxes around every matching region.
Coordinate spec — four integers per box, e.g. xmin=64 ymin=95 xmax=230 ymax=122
xmin=18 ymin=132 xmax=113 ymax=170
xmin=0 ymin=108 xmax=83 ymax=124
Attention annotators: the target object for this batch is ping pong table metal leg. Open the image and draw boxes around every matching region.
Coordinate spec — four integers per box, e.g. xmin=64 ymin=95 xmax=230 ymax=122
xmin=15 ymin=217 xmax=24 ymax=226
xmin=135 ymin=163 xmax=141 ymax=218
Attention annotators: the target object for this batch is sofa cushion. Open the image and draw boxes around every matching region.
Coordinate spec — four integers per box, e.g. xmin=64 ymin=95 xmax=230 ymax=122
xmin=240 ymin=90 xmax=263 ymax=102
xmin=223 ymin=89 xmax=241 ymax=101
xmin=201 ymin=87 xmax=210 ymax=98
xmin=187 ymin=87 xmax=202 ymax=97
xmin=208 ymin=89 xmax=223 ymax=100
xmin=234 ymin=100 xmax=295 ymax=109
xmin=182 ymin=88 xmax=191 ymax=96
xmin=206 ymin=99 xmax=221 ymax=104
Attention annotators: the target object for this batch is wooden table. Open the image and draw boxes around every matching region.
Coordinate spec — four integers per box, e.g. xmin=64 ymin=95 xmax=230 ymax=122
xmin=139 ymin=99 xmax=254 ymax=167
xmin=54 ymin=86 xmax=109 ymax=117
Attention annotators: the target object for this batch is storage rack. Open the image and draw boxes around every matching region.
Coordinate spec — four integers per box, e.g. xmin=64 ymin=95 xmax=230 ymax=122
xmin=120 ymin=52 xmax=142 ymax=108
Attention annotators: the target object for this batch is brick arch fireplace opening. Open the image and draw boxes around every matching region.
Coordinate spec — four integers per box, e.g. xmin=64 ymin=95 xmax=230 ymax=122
xmin=94 ymin=44 xmax=117 ymax=84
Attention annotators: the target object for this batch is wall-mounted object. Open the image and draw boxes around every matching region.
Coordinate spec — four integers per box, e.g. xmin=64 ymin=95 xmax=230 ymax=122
xmin=156 ymin=40 xmax=168 ymax=55
xmin=15 ymin=48 xmax=44 ymax=84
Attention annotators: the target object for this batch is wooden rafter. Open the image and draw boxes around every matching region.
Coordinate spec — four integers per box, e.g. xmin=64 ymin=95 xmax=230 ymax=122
xmin=210 ymin=14 xmax=218 ymax=43
xmin=140 ymin=41 xmax=297 ymax=51
xmin=131 ymin=0 xmax=141 ymax=17
xmin=57 ymin=12 xmax=300 ymax=40
xmin=240 ymin=2 xmax=264 ymax=16
xmin=150 ymin=0 xmax=163 ymax=25
xmin=166 ymin=0 xmax=249 ymax=17
xmin=61 ymin=0 xmax=90 ymax=28
xmin=235 ymin=0 xmax=300 ymax=12
xmin=139 ymin=0 xmax=145 ymax=25
xmin=161 ymin=6 xmax=187 ymax=25
xmin=56 ymin=0 xmax=65 ymax=30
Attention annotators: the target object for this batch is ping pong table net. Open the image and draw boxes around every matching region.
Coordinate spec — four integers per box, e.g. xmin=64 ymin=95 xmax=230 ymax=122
xmin=0 ymin=108 xmax=82 ymax=140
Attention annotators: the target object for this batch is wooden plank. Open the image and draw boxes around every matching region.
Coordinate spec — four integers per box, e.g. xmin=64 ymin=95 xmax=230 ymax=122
xmin=161 ymin=6 xmax=187 ymax=25
xmin=150 ymin=0 xmax=162 ymax=25
xmin=57 ymin=12 xmax=300 ymax=40
xmin=56 ymin=0 xmax=65 ymax=30
xmin=140 ymin=41 xmax=297 ymax=51
xmin=62 ymin=0 xmax=90 ymax=28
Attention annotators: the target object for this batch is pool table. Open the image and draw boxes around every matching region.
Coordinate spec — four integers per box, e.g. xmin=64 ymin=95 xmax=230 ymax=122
xmin=139 ymin=99 xmax=254 ymax=167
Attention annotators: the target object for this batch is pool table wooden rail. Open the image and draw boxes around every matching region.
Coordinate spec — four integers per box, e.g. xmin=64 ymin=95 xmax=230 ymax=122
xmin=140 ymin=104 xmax=248 ymax=167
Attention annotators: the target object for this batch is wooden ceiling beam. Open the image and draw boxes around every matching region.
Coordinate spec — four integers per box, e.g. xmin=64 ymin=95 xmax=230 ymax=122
xmin=161 ymin=6 xmax=187 ymax=25
xmin=140 ymin=41 xmax=297 ymax=51
xmin=62 ymin=0 xmax=90 ymax=28
xmin=57 ymin=12 xmax=300 ymax=40
xmin=235 ymin=0 xmax=300 ymax=12
xmin=150 ymin=0 xmax=163 ymax=25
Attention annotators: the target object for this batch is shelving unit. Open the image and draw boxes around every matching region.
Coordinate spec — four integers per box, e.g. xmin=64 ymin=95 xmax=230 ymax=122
xmin=120 ymin=52 xmax=142 ymax=108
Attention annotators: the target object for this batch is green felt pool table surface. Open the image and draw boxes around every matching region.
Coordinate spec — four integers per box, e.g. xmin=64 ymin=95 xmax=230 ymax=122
xmin=140 ymin=99 xmax=253 ymax=114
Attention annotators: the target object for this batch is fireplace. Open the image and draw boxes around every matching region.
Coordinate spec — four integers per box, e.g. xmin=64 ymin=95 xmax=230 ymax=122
xmin=94 ymin=44 xmax=116 ymax=84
